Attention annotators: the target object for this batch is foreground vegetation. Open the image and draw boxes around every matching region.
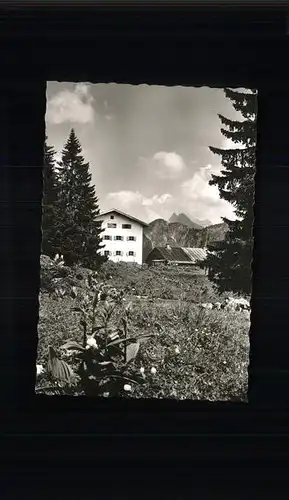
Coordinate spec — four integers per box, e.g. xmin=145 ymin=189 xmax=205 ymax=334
xmin=36 ymin=256 xmax=250 ymax=401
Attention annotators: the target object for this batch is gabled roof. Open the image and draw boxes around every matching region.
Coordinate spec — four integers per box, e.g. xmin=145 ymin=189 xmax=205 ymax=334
xmin=153 ymin=246 xmax=191 ymax=262
xmin=182 ymin=247 xmax=207 ymax=263
xmin=95 ymin=208 xmax=148 ymax=227
xmin=148 ymin=246 xmax=207 ymax=264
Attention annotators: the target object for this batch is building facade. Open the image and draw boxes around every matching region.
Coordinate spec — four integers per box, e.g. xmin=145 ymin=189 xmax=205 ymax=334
xmin=94 ymin=209 xmax=148 ymax=265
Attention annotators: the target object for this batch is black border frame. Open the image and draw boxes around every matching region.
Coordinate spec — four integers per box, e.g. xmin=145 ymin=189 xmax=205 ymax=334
xmin=2 ymin=1 xmax=289 ymax=463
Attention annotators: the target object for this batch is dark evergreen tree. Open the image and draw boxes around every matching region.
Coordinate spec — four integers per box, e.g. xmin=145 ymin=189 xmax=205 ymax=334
xmin=56 ymin=129 xmax=106 ymax=269
xmin=202 ymin=88 xmax=258 ymax=296
xmin=41 ymin=137 xmax=60 ymax=257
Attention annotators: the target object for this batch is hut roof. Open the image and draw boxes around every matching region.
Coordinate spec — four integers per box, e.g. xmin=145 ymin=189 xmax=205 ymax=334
xmin=148 ymin=246 xmax=207 ymax=264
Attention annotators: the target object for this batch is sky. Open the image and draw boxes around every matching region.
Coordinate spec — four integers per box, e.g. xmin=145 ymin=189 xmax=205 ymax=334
xmin=46 ymin=82 xmax=253 ymax=226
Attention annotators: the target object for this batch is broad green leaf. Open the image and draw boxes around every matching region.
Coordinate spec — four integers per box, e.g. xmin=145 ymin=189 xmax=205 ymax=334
xmin=60 ymin=341 xmax=85 ymax=352
xmin=47 ymin=346 xmax=74 ymax=383
xmin=107 ymin=333 xmax=155 ymax=349
xmin=125 ymin=342 xmax=140 ymax=364
xmin=106 ymin=336 xmax=136 ymax=348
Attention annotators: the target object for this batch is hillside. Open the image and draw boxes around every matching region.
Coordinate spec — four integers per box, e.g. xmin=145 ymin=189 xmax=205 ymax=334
xmin=143 ymin=219 xmax=228 ymax=261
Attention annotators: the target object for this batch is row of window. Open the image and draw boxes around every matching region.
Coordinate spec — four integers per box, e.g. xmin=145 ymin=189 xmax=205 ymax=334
xmin=107 ymin=223 xmax=132 ymax=229
xmin=104 ymin=250 xmax=136 ymax=257
xmin=103 ymin=235 xmax=136 ymax=241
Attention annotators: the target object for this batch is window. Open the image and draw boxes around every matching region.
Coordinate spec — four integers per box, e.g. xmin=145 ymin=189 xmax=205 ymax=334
xmin=115 ymin=251 xmax=122 ymax=256
xmin=122 ymin=224 xmax=132 ymax=229
xmin=128 ymin=251 xmax=135 ymax=257
xmin=104 ymin=250 xmax=111 ymax=256
xmin=127 ymin=236 xmax=136 ymax=241
xmin=110 ymin=215 xmax=115 ymax=219
xmin=114 ymin=235 xmax=123 ymax=241
xmin=103 ymin=235 xmax=112 ymax=240
xmin=107 ymin=223 xmax=117 ymax=228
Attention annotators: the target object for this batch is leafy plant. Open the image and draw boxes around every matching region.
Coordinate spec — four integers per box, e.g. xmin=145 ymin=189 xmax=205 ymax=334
xmin=38 ymin=271 xmax=156 ymax=397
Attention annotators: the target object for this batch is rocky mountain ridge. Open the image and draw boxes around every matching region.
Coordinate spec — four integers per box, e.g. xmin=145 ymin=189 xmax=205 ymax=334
xmin=143 ymin=219 xmax=228 ymax=261
xmin=169 ymin=212 xmax=211 ymax=229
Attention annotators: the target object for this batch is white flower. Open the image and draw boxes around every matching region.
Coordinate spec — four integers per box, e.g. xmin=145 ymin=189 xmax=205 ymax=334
xmin=174 ymin=347 xmax=180 ymax=355
xmin=36 ymin=364 xmax=44 ymax=376
xmin=150 ymin=367 xmax=157 ymax=375
xmin=86 ymin=336 xmax=98 ymax=349
xmin=123 ymin=384 xmax=132 ymax=392
xmin=140 ymin=367 xmax=145 ymax=374
xmin=103 ymin=392 xmax=110 ymax=398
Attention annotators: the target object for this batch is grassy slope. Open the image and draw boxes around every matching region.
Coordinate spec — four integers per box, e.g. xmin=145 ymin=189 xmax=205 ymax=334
xmin=37 ymin=259 xmax=250 ymax=401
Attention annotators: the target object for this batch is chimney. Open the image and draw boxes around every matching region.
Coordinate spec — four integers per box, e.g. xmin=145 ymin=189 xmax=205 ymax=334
xmin=165 ymin=243 xmax=171 ymax=250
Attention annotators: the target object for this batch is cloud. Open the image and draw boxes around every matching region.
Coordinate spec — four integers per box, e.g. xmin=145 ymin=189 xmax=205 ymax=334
xmin=105 ymin=190 xmax=174 ymax=222
xmin=180 ymin=164 xmax=236 ymax=225
xmin=46 ymin=83 xmax=95 ymax=124
xmin=148 ymin=151 xmax=186 ymax=180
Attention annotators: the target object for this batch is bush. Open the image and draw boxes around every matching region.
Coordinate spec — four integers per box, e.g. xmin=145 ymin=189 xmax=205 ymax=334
xmin=37 ymin=271 xmax=157 ymax=397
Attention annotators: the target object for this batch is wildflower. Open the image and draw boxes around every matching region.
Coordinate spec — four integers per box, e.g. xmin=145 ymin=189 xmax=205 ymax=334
xmin=103 ymin=392 xmax=110 ymax=398
xmin=150 ymin=367 xmax=157 ymax=375
xmin=86 ymin=336 xmax=98 ymax=349
xmin=174 ymin=347 xmax=180 ymax=355
xmin=123 ymin=384 xmax=132 ymax=392
xmin=140 ymin=367 xmax=145 ymax=374
xmin=36 ymin=364 xmax=44 ymax=376
xmin=195 ymin=328 xmax=198 ymax=332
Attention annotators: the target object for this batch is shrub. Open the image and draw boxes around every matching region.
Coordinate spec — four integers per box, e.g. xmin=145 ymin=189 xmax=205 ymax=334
xmin=37 ymin=272 xmax=157 ymax=397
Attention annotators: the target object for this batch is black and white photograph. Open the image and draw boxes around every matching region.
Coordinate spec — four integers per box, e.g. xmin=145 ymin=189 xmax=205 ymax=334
xmin=36 ymin=82 xmax=257 ymax=400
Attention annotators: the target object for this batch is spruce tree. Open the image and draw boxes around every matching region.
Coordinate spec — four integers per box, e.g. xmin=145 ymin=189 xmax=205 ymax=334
xmin=41 ymin=137 xmax=60 ymax=257
xmin=56 ymin=129 xmax=106 ymax=270
xmin=202 ymin=88 xmax=258 ymax=296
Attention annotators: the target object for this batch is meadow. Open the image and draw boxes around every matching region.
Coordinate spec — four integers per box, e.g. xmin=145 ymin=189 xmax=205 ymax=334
xmin=36 ymin=256 xmax=250 ymax=401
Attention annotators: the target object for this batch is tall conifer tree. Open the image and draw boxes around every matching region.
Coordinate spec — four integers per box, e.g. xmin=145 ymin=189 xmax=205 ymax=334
xmin=42 ymin=137 xmax=60 ymax=257
xmin=56 ymin=129 xmax=106 ymax=269
xmin=202 ymin=88 xmax=257 ymax=296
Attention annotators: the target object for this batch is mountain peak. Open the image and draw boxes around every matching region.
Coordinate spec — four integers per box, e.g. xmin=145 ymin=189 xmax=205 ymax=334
xmin=169 ymin=212 xmax=202 ymax=229
xmin=169 ymin=212 xmax=212 ymax=228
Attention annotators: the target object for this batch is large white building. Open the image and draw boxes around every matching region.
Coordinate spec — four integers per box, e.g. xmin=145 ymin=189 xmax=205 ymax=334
xmin=94 ymin=208 xmax=148 ymax=265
